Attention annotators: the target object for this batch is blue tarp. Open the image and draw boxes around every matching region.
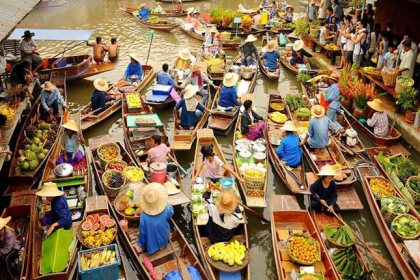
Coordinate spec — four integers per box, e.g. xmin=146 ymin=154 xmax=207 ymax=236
xmin=8 ymin=29 xmax=94 ymax=41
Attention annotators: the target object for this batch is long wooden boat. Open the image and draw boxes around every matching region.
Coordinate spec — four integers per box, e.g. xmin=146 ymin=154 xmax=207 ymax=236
xmin=270 ymin=195 xmax=340 ymax=280
xmin=130 ymin=12 xmax=180 ymax=31
xmin=260 ymin=33 xmax=280 ymax=80
xmin=265 ymin=91 xmax=310 ymax=195
xmin=280 ymin=56 xmax=311 ymax=75
xmin=120 ymin=7 xmax=188 ymax=17
xmin=205 ymin=55 xmax=226 ymax=83
xmin=192 ymin=128 xmax=250 ymax=279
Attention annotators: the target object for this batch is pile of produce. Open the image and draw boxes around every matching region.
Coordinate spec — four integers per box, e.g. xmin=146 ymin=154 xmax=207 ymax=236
xmin=106 ymin=161 xmax=127 ymax=172
xmin=285 ymin=94 xmax=308 ymax=112
xmin=287 ymin=234 xmax=321 ymax=264
xmin=397 ymin=77 xmax=414 ymax=87
xmin=79 ymin=247 xmax=118 ymax=271
xmin=98 ymin=144 xmax=120 ymax=163
xmin=0 ymin=106 xmax=15 ymax=126
xmin=81 ymin=214 xmax=116 ymax=248
xmin=117 ymin=188 xmax=142 ymax=216
xmin=126 ymin=93 xmax=142 ymax=108
xmin=408 ymin=177 xmax=420 ymax=194
xmin=270 ymin=102 xmax=285 ymax=112
xmin=323 ymin=224 xmax=355 ymax=246
xmin=269 ymin=112 xmax=287 ymax=123
xmin=153 ymin=5 xmax=163 ymax=13
xmin=123 ymin=167 xmax=144 ymax=182
xmin=207 ymin=240 xmax=247 ymax=266
xmin=332 ymin=248 xmax=367 ymax=278
xmin=369 ymin=177 xmax=394 ymax=199
xmin=391 ymin=214 xmax=420 ymax=238
xmin=295 ymin=108 xmax=312 ymax=118
xmin=297 ymin=273 xmax=324 ymax=280
xmin=280 ymin=23 xmax=296 ymax=30
xmin=103 ymin=170 xmax=125 ymax=189
xmin=381 ymin=196 xmax=409 ymax=215
xmin=333 ymin=168 xmax=352 ymax=181
xmin=324 ymin=43 xmax=340 ymax=51
xmin=362 ymin=66 xmax=381 ymax=76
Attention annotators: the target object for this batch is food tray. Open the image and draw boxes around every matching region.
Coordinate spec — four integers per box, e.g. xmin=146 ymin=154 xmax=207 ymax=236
xmin=205 ymin=246 xmax=250 ymax=272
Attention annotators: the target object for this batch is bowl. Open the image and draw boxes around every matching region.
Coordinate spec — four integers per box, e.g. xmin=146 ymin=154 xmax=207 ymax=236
xmin=220 ymin=178 xmax=235 ymax=190
xmin=253 ymin=143 xmax=266 ymax=153
xmin=239 ymin=150 xmax=252 ymax=162
xmin=130 ymin=75 xmax=139 ymax=81
xmin=241 ymin=71 xmax=254 ymax=80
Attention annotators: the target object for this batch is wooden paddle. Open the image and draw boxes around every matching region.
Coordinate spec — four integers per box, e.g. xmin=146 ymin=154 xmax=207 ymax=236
xmin=168 ymin=238 xmax=192 ymax=280
xmin=80 ymin=107 xmax=103 ymax=120
xmin=167 ymin=154 xmax=187 ymax=175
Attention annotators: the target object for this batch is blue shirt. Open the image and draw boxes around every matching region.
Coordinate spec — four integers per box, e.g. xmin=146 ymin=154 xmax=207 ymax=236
xmin=40 ymin=88 xmax=66 ymax=112
xmin=67 ymin=136 xmax=75 ymax=153
xmin=124 ymin=62 xmax=143 ymax=80
xmin=157 ymin=72 xmax=175 ymax=87
xmin=262 ymin=51 xmax=280 ymax=69
xmin=276 ymin=133 xmax=301 ymax=167
xmin=175 ymin=99 xmax=206 ymax=127
xmin=218 ymin=86 xmax=241 ymax=107
xmin=384 ymin=51 xmax=395 ymax=68
xmin=91 ymin=89 xmax=106 ymax=111
xmin=138 ymin=8 xmax=150 ymax=20
xmin=310 ymin=178 xmax=338 ymax=206
xmin=307 ymin=116 xmax=329 ymax=149
xmin=325 ymin=83 xmax=340 ymax=110
xmin=49 ymin=195 xmax=72 ymax=229
xmin=138 ymin=204 xmax=174 ymax=254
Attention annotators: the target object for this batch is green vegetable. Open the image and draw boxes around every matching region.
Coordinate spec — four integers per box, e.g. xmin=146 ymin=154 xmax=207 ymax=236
xmin=295 ymin=108 xmax=312 ymax=117
xmin=285 ymin=94 xmax=308 ymax=111
xmin=294 ymin=18 xmax=310 ymax=37
xmin=297 ymin=72 xmax=311 ymax=83
xmin=392 ymin=215 xmax=420 ymax=237
xmin=41 ymin=228 xmax=76 ymax=274
xmin=380 ymin=196 xmax=409 ymax=215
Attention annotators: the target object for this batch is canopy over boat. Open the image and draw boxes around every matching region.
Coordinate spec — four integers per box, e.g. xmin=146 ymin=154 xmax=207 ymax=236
xmin=8 ymin=28 xmax=94 ymax=41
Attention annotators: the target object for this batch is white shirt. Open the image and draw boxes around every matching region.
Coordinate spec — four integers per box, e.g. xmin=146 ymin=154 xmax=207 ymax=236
xmin=345 ymin=34 xmax=355 ymax=51
xmin=400 ymin=49 xmax=414 ymax=78
xmin=353 ymin=28 xmax=366 ymax=55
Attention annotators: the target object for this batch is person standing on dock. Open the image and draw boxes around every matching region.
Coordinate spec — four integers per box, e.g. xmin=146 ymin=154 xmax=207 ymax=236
xmin=0 ymin=216 xmax=21 ymax=280
xmin=306 ymin=0 xmax=317 ymax=22
xmin=310 ymin=164 xmax=340 ymax=216
xmin=300 ymin=105 xmax=329 ymax=154
xmin=19 ymin=30 xmax=44 ymax=75
xmin=123 ymin=54 xmax=143 ymax=83
xmin=138 ymin=3 xmax=150 ymax=21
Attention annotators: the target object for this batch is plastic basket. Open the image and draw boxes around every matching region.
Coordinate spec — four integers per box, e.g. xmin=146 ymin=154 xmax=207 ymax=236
xmin=381 ymin=196 xmax=409 ymax=225
xmin=244 ymin=169 xmax=265 ymax=197
xmin=391 ymin=214 xmax=420 ymax=242
xmin=102 ymin=170 xmax=126 ymax=199
xmin=105 ymin=160 xmax=128 ymax=171
xmin=78 ymin=244 xmax=120 ymax=280
xmin=395 ymin=76 xmax=414 ymax=93
xmin=98 ymin=143 xmax=121 ymax=168
xmin=381 ymin=68 xmax=399 ymax=87
xmin=406 ymin=176 xmax=420 ymax=203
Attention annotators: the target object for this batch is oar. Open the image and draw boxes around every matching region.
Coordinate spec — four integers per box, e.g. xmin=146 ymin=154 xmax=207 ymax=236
xmin=168 ymin=238 xmax=192 ymax=280
xmin=167 ymin=153 xmax=187 ymax=175
xmin=80 ymin=107 xmax=102 ymax=120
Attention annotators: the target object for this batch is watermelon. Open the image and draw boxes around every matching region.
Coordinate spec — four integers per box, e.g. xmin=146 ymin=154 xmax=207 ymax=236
xmin=91 ymin=223 xmax=100 ymax=231
xmin=93 ymin=214 xmax=100 ymax=224
xmin=119 ymin=203 xmax=127 ymax=211
xmin=104 ymin=219 xmax=116 ymax=227
xmin=81 ymin=221 xmax=92 ymax=231
xmin=99 ymin=214 xmax=110 ymax=224
xmin=86 ymin=215 xmax=95 ymax=224
xmin=99 ymin=223 xmax=105 ymax=232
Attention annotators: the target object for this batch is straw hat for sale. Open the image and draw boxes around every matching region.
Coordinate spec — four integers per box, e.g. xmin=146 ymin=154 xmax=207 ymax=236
xmin=93 ymin=78 xmax=109 ymax=92
xmin=138 ymin=3 xmax=147 ymax=9
xmin=61 ymin=120 xmax=79 ymax=132
xmin=328 ymin=73 xmax=339 ymax=82
xmin=286 ymin=5 xmax=294 ymax=12
xmin=245 ymin=35 xmax=257 ymax=43
xmin=280 ymin=121 xmax=297 ymax=132
xmin=178 ymin=49 xmax=191 ymax=60
xmin=293 ymin=40 xmax=304 ymax=51
xmin=41 ymin=81 xmax=56 ymax=91
xmin=183 ymin=84 xmax=199 ymax=99
xmin=209 ymin=26 xmax=218 ymax=33
xmin=317 ymin=164 xmax=336 ymax=176
xmin=186 ymin=7 xmax=194 ymax=14
xmin=367 ymin=99 xmax=384 ymax=112
xmin=139 ymin=182 xmax=168 ymax=216
xmin=190 ymin=63 xmax=202 ymax=73
xmin=0 ymin=217 xmax=11 ymax=231
xmin=223 ymin=73 xmax=239 ymax=87
xmin=311 ymin=105 xmax=325 ymax=118
xmin=36 ymin=182 xmax=64 ymax=197
xmin=216 ymin=190 xmax=238 ymax=215
xmin=128 ymin=53 xmax=142 ymax=63
xmin=266 ymin=40 xmax=277 ymax=52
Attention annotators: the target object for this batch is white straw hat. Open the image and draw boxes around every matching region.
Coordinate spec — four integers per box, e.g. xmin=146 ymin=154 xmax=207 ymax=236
xmin=311 ymin=105 xmax=325 ymax=118
xmin=280 ymin=121 xmax=297 ymax=132
xmin=245 ymin=35 xmax=257 ymax=43
xmin=61 ymin=119 xmax=79 ymax=132
xmin=178 ymin=49 xmax=191 ymax=60
xmin=184 ymin=84 xmax=199 ymax=99
xmin=128 ymin=53 xmax=142 ymax=62
xmin=216 ymin=190 xmax=238 ymax=215
xmin=41 ymin=82 xmax=56 ymax=91
xmin=223 ymin=73 xmax=239 ymax=87
xmin=293 ymin=40 xmax=304 ymax=51
xmin=36 ymin=182 xmax=64 ymax=197
xmin=93 ymin=78 xmax=109 ymax=91
xmin=139 ymin=182 xmax=169 ymax=215
xmin=0 ymin=217 xmax=11 ymax=231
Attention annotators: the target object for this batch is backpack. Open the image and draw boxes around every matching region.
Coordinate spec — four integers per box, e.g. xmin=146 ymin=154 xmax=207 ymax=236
xmin=361 ymin=30 xmax=371 ymax=53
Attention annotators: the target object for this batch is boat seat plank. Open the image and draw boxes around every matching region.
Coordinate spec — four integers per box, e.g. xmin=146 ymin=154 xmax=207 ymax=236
xmin=276 ymin=229 xmax=304 ymax=241
xmin=246 ymin=196 xmax=267 ymax=208
xmin=4 ymin=184 xmax=31 ymax=196
xmin=270 ymin=195 xmax=300 ymax=211
xmin=388 ymin=143 xmax=410 ymax=156
xmin=171 ymin=141 xmax=193 ymax=150
xmin=145 ymin=240 xmax=180 ymax=263
xmin=168 ymin=192 xmax=190 ymax=205
xmin=153 ymin=259 xmax=178 ymax=276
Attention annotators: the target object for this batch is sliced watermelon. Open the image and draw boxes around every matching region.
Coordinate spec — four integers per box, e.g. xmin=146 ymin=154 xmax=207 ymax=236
xmin=91 ymin=223 xmax=100 ymax=231
xmin=104 ymin=219 xmax=116 ymax=227
xmin=86 ymin=215 xmax=95 ymax=224
xmin=99 ymin=223 xmax=105 ymax=232
xmin=119 ymin=203 xmax=127 ymax=211
xmin=93 ymin=214 xmax=100 ymax=224
xmin=81 ymin=220 xmax=92 ymax=231
xmin=99 ymin=214 xmax=110 ymax=224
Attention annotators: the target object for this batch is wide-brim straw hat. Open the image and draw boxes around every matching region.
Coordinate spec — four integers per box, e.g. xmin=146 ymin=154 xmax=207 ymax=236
xmin=245 ymin=35 xmax=257 ymax=43
xmin=186 ymin=7 xmax=194 ymax=14
xmin=328 ymin=73 xmax=339 ymax=82
xmin=293 ymin=40 xmax=304 ymax=51
xmin=317 ymin=164 xmax=336 ymax=176
xmin=139 ymin=182 xmax=168 ymax=216
xmin=190 ymin=63 xmax=202 ymax=73
xmin=93 ymin=78 xmax=109 ymax=91
xmin=193 ymin=10 xmax=200 ymax=15
xmin=61 ymin=119 xmax=79 ymax=132
xmin=138 ymin=3 xmax=147 ymax=9
xmin=0 ymin=217 xmax=11 ymax=231
xmin=128 ymin=53 xmax=142 ymax=63
xmin=164 ymin=181 xmax=181 ymax=195
xmin=311 ymin=105 xmax=325 ymax=118
xmin=223 ymin=73 xmax=239 ymax=87
xmin=209 ymin=26 xmax=218 ymax=33
xmin=216 ymin=190 xmax=238 ymax=215
xmin=184 ymin=84 xmax=199 ymax=99
xmin=286 ymin=5 xmax=294 ymax=12
xmin=178 ymin=49 xmax=191 ymax=60
xmin=36 ymin=182 xmax=64 ymax=197
xmin=280 ymin=121 xmax=297 ymax=132
xmin=266 ymin=40 xmax=277 ymax=52
xmin=367 ymin=99 xmax=384 ymax=112
xmin=41 ymin=81 xmax=56 ymax=91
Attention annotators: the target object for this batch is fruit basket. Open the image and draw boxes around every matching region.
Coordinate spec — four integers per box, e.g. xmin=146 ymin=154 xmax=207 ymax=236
xmin=78 ymin=244 xmax=120 ymax=280
xmin=102 ymin=170 xmax=126 ymax=199
xmin=381 ymin=68 xmax=398 ymax=87
xmin=286 ymin=234 xmax=321 ymax=265
xmin=205 ymin=241 xmax=250 ymax=272
xmin=369 ymin=177 xmax=395 ymax=199
xmin=114 ymin=186 xmax=143 ymax=221
xmin=123 ymin=166 xmax=144 ymax=182
xmin=395 ymin=76 xmax=414 ymax=93
xmin=270 ymin=101 xmax=285 ymax=112
xmin=323 ymin=224 xmax=355 ymax=248
xmin=391 ymin=214 xmax=420 ymax=241
xmin=406 ymin=176 xmax=420 ymax=203
xmin=381 ymin=196 xmax=409 ymax=225
xmin=98 ymin=142 xmax=121 ymax=168
xmin=269 ymin=112 xmax=287 ymax=124
xmin=77 ymin=213 xmax=117 ymax=249
xmin=126 ymin=93 xmax=142 ymax=113
xmin=244 ymin=169 xmax=265 ymax=197
xmin=105 ymin=160 xmax=127 ymax=172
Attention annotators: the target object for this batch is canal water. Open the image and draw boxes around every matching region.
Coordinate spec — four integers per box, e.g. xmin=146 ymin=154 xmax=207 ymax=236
xmin=9 ymin=0 xmax=417 ymax=278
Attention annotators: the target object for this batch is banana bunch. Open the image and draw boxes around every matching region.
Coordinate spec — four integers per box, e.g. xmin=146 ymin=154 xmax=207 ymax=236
xmin=80 ymin=248 xmax=117 ymax=271
xmin=83 ymin=229 xmax=116 ymax=248
xmin=0 ymin=107 xmax=15 ymax=121
xmin=207 ymin=240 xmax=247 ymax=266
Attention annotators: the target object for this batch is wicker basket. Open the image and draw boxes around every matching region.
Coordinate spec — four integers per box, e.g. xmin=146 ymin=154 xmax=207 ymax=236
xmin=102 ymin=170 xmax=126 ymax=199
xmin=381 ymin=68 xmax=399 ymax=87
xmin=98 ymin=142 xmax=121 ymax=168
xmin=391 ymin=214 xmax=420 ymax=242
xmin=114 ymin=187 xmax=142 ymax=222
xmin=324 ymin=224 xmax=355 ymax=248
xmin=270 ymin=101 xmax=285 ymax=112
xmin=220 ymin=31 xmax=231 ymax=40
xmin=406 ymin=176 xmax=420 ymax=203
xmin=371 ymin=73 xmax=383 ymax=82
xmin=244 ymin=169 xmax=265 ymax=197
xmin=123 ymin=166 xmax=144 ymax=182
xmin=76 ymin=216 xmax=117 ymax=248
xmin=105 ymin=160 xmax=128 ymax=171
xmin=286 ymin=234 xmax=321 ymax=265
xmin=395 ymin=76 xmax=414 ymax=93
xmin=381 ymin=196 xmax=409 ymax=225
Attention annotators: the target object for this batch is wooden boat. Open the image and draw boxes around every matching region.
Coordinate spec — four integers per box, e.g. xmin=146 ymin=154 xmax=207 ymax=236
xmin=260 ymin=33 xmax=280 ymax=80
xmin=280 ymin=56 xmax=311 ymax=75
xmin=192 ymin=129 xmax=250 ymax=279
xmin=120 ymin=7 xmax=188 ymax=17
xmin=264 ymin=91 xmax=310 ymax=195
xmin=204 ymin=54 xmax=226 ymax=83
xmin=270 ymin=195 xmax=340 ymax=280
xmin=36 ymin=0 xmax=65 ymax=8
xmin=130 ymin=12 xmax=180 ymax=31
xmin=142 ymin=90 xmax=175 ymax=109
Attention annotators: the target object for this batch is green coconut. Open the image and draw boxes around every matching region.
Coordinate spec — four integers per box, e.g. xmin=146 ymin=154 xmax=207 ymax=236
xmin=21 ymin=161 xmax=30 ymax=171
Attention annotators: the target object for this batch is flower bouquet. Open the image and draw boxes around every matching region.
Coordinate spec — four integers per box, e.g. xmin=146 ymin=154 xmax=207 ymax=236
xmin=338 ymin=70 xmax=354 ymax=100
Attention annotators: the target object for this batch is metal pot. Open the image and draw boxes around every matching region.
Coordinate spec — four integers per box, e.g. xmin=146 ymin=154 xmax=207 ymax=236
xmin=54 ymin=163 xmax=73 ymax=177
xmin=241 ymin=71 xmax=254 ymax=80
xmin=231 ymin=65 xmax=241 ymax=74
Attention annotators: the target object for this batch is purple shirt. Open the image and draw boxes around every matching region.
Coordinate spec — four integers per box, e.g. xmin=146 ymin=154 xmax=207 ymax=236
xmin=0 ymin=227 xmax=21 ymax=255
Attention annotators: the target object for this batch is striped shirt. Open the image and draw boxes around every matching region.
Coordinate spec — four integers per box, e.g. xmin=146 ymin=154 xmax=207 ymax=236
xmin=367 ymin=111 xmax=389 ymax=137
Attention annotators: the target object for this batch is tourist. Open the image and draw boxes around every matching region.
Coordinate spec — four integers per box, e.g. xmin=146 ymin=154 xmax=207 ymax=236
xmin=362 ymin=4 xmax=375 ymax=33
xmin=192 ymin=145 xmax=244 ymax=184
xmin=342 ymin=17 xmax=354 ymax=71
xmin=218 ymin=73 xmax=241 ymax=110
xmin=300 ymin=105 xmax=329 ymax=153
xmin=0 ymin=115 xmax=13 ymax=156
xmin=90 ymin=78 xmax=115 ymax=114
xmin=310 ymin=164 xmax=340 ymax=216
xmin=240 ymin=35 xmax=260 ymax=66
xmin=240 ymin=99 xmax=266 ymax=141
xmin=86 ymin=37 xmax=108 ymax=64
xmin=324 ymin=73 xmax=344 ymax=134
xmin=37 ymin=182 xmax=73 ymax=236
xmin=284 ymin=5 xmax=294 ymax=23
xmin=138 ymin=3 xmax=150 ymax=21
xmin=185 ymin=63 xmax=217 ymax=105
xmin=318 ymin=0 xmax=331 ymax=22
xmin=108 ymin=37 xmax=119 ymax=62
xmin=397 ymin=40 xmax=415 ymax=78
xmin=366 ymin=99 xmax=389 ymax=137
xmin=137 ymin=183 xmax=174 ymax=254
xmin=276 ymin=121 xmax=302 ymax=168
xmin=319 ymin=20 xmax=336 ymax=46
xmin=40 ymin=81 xmax=67 ymax=117
xmin=123 ymin=54 xmax=143 ymax=83
xmin=173 ymin=49 xmax=196 ymax=71
xmin=396 ymin=29 xmax=418 ymax=68
xmin=332 ymin=0 xmax=343 ymax=20
xmin=19 ymin=30 xmax=43 ymax=75
xmin=176 ymin=0 xmax=182 ymax=11
xmin=367 ymin=23 xmax=381 ymax=66
xmin=260 ymin=0 xmax=270 ymax=8
xmin=0 ymin=216 xmax=21 ymax=280
xmin=385 ymin=21 xmax=397 ymax=47
xmin=351 ymin=21 xmax=367 ymax=74
xmin=174 ymin=85 xmax=210 ymax=129
xmin=336 ymin=16 xmax=348 ymax=69
xmin=383 ymin=43 xmax=396 ymax=68
xmin=205 ymin=26 xmax=219 ymax=46
xmin=326 ymin=7 xmax=337 ymax=33
xmin=289 ymin=40 xmax=313 ymax=66
xmin=191 ymin=10 xmax=202 ymax=29
xmin=376 ymin=31 xmax=388 ymax=69
xmin=261 ymin=40 xmax=280 ymax=72
xmin=157 ymin=63 xmax=175 ymax=87
xmin=56 ymin=120 xmax=85 ymax=166
xmin=253 ymin=10 xmax=261 ymax=25
xmin=148 ymin=135 xmax=170 ymax=163
xmin=306 ymin=0 xmax=317 ymax=22
xmin=186 ymin=7 xmax=195 ymax=23
xmin=281 ymin=0 xmax=287 ymax=11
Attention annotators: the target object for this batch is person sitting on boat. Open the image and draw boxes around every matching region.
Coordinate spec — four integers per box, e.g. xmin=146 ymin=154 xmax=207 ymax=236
xmin=19 ymin=30 xmax=43 ymax=75
xmin=174 ymin=85 xmax=210 ymax=130
xmin=191 ymin=10 xmax=202 ymax=30
xmin=40 ymin=81 xmax=67 ymax=117
xmin=138 ymin=3 xmax=151 ymax=21
xmin=90 ymin=78 xmax=115 ymax=115
xmin=324 ymin=73 xmax=344 ymax=135
xmin=300 ymin=105 xmax=329 ymax=154
xmin=366 ymin=99 xmax=389 ymax=137
xmin=261 ymin=40 xmax=280 ymax=73
xmin=123 ymin=53 xmax=143 ymax=84
xmin=86 ymin=36 xmax=108 ymax=64
xmin=0 ymin=115 xmax=13 ymax=157
xmin=270 ymin=5 xmax=280 ymax=19
xmin=137 ymin=183 xmax=174 ymax=254
xmin=148 ymin=135 xmax=171 ymax=164
xmin=37 ymin=182 xmax=73 ymax=237
xmin=253 ymin=10 xmax=261 ymax=25
xmin=289 ymin=39 xmax=313 ymax=67
xmin=185 ymin=63 xmax=217 ymax=105
xmin=310 ymin=164 xmax=340 ymax=216
xmin=0 ymin=216 xmax=21 ymax=280
xmin=107 ymin=37 xmax=119 ymax=62
xmin=205 ymin=26 xmax=219 ymax=47
xmin=56 ymin=120 xmax=85 ymax=166
xmin=186 ymin=7 xmax=195 ymax=24
xmin=276 ymin=121 xmax=302 ymax=168
xmin=176 ymin=0 xmax=182 ymax=11
xmin=240 ymin=35 xmax=260 ymax=66
xmin=173 ymin=49 xmax=196 ymax=73
xmin=192 ymin=145 xmax=244 ymax=184
xmin=240 ymin=100 xmax=266 ymax=141
xmin=157 ymin=63 xmax=176 ymax=87
xmin=284 ymin=5 xmax=294 ymax=23
xmin=218 ymin=73 xmax=241 ymax=111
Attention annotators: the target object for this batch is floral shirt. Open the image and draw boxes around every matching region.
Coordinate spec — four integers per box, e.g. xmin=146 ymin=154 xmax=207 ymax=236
xmin=367 ymin=111 xmax=389 ymax=137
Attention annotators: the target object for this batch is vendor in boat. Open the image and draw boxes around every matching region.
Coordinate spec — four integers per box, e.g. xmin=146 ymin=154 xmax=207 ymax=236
xmin=276 ymin=121 xmax=302 ymax=168
xmin=366 ymin=99 xmax=389 ymax=137
xmin=186 ymin=7 xmax=195 ymax=24
xmin=19 ymin=30 xmax=43 ymax=75
xmin=174 ymin=85 xmax=210 ymax=130
xmin=284 ymin=5 xmax=294 ymax=23
xmin=324 ymin=73 xmax=344 ymax=135
xmin=261 ymin=40 xmax=280 ymax=73
xmin=184 ymin=63 xmax=217 ymax=105
xmin=138 ymin=3 xmax=151 ymax=21
xmin=90 ymin=78 xmax=115 ymax=115
xmin=86 ymin=36 xmax=108 ymax=64
xmin=123 ymin=53 xmax=143 ymax=83
xmin=176 ymin=0 xmax=182 ymax=11
xmin=300 ymin=105 xmax=329 ymax=154
xmin=37 ymin=182 xmax=73 ymax=236
xmin=107 ymin=37 xmax=119 ymax=62
xmin=0 ymin=115 xmax=13 ymax=157
xmin=157 ymin=63 xmax=176 ymax=87
xmin=310 ymin=164 xmax=340 ymax=215
xmin=192 ymin=145 xmax=244 ymax=184
xmin=0 ymin=216 xmax=21 ymax=280
xmin=240 ymin=35 xmax=260 ymax=66
xmin=40 ymin=81 xmax=67 ymax=117
xmin=147 ymin=135 xmax=171 ymax=163
xmin=289 ymin=40 xmax=313 ymax=66
xmin=191 ymin=10 xmax=202 ymax=29
xmin=137 ymin=183 xmax=174 ymax=254
xmin=205 ymin=26 xmax=219 ymax=47
xmin=240 ymin=99 xmax=266 ymax=141
xmin=56 ymin=120 xmax=85 ymax=166
xmin=218 ymin=73 xmax=241 ymax=110
xmin=172 ymin=49 xmax=196 ymax=72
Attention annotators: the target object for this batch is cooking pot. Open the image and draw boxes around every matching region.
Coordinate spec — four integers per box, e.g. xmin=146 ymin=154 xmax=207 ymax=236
xmin=241 ymin=71 xmax=254 ymax=80
xmin=54 ymin=163 xmax=73 ymax=177
xmin=253 ymin=143 xmax=266 ymax=153
xmin=239 ymin=150 xmax=252 ymax=162
xmin=253 ymin=152 xmax=266 ymax=164
xmin=231 ymin=65 xmax=241 ymax=74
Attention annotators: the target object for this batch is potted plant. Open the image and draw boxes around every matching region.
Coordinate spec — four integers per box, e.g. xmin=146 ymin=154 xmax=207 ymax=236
xmin=338 ymin=70 xmax=354 ymax=111
xmin=397 ymin=87 xmax=419 ymax=124
xmin=351 ymin=0 xmax=365 ymax=16
xmin=348 ymin=79 xmax=375 ymax=119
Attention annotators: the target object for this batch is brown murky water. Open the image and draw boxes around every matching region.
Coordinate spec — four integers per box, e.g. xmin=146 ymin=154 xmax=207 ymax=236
xmin=14 ymin=0 xmax=414 ymax=278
